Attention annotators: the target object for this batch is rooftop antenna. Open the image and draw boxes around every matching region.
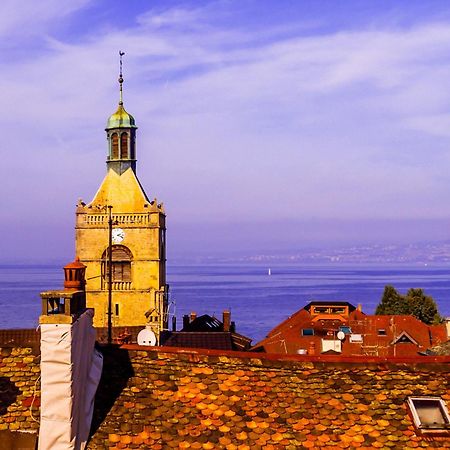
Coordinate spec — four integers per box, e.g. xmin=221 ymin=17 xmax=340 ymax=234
xmin=118 ymin=50 xmax=125 ymax=105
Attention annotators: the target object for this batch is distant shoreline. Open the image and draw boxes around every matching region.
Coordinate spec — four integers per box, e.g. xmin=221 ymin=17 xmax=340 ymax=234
xmin=2 ymin=261 xmax=450 ymax=268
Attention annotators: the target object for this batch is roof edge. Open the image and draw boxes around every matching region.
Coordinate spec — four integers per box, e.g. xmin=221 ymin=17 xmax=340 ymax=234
xmin=119 ymin=344 xmax=450 ymax=368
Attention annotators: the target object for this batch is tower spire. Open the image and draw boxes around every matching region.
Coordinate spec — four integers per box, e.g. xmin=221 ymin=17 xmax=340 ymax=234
xmin=119 ymin=50 xmax=125 ymax=105
xmin=106 ymin=51 xmax=137 ymax=175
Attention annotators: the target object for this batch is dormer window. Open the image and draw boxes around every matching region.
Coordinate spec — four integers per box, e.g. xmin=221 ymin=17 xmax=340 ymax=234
xmin=407 ymin=397 xmax=450 ymax=433
xmin=392 ymin=331 xmax=418 ymax=345
xmin=311 ymin=305 xmax=348 ymax=316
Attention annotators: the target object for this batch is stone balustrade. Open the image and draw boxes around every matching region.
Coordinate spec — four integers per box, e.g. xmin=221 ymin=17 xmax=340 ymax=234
xmin=83 ymin=213 xmax=154 ymax=227
xmin=102 ymin=281 xmax=132 ymax=291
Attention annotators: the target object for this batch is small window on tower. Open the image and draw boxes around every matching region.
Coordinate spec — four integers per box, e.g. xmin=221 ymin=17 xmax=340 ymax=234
xmin=120 ymin=132 xmax=128 ymax=159
xmin=111 ymin=133 xmax=119 ymax=159
xmin=102 ymin=245 xmax=133 ymax=288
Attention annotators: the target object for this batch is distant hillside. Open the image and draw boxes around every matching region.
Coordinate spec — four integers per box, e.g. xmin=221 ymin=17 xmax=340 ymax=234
xmin=171 ymin=241 xmax=450 ymax=265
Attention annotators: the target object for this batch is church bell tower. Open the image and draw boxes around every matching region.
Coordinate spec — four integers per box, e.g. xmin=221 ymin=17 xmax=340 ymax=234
xmin=75 ymin=53 xmax=168 ymax=340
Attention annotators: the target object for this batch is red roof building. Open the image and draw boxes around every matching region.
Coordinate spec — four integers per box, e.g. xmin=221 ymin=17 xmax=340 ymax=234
xmin=253 ymin=301 xmax=449 ymax=357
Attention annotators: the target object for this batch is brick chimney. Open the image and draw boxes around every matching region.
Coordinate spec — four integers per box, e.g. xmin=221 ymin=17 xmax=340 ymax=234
xmin=63 ymin=257 xmax=86 ymax=289
xmin=223 ymin=310 xmax=231 ymax=332
xmin=190 ymin=311 xmax=197 ymax=322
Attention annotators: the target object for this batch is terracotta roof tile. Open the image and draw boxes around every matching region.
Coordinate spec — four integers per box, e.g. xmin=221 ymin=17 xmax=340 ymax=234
xmin=87 ymin=346 xmax=450 ymax=449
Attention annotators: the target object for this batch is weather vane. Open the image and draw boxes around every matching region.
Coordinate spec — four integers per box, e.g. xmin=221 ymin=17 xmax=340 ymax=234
xmin=118 ymin=50 xmax=125 ymax=104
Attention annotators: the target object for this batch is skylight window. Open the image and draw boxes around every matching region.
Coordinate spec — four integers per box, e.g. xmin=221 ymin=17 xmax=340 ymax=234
xmin=407 ymin=397 xmax=450 ymax=433
xmin=301 ymin=328 xmax=314 ymax=336
xmin=339 ymin=326 xmax=352 ymax=334
xmin=349 ymin=334 xmax=363 ymax=343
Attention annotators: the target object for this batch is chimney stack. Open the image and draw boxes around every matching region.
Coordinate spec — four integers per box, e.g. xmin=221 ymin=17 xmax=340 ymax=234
xmin=38 ymin=258 xmax=102 ymax=450
xmin=172 ymin=315 xmax=177 ymax=332
xmin=223 ymin=310 xmax=231 ymax=332
xmin=357 ymin=303 xmax=362 ymax=312
xmin=190 ymin=311 xmax=197 ymax=323
xmin=63 ymin=257 xmax=86 ymax=290
xmin=183 ymin=315 xmax=190 ymax=329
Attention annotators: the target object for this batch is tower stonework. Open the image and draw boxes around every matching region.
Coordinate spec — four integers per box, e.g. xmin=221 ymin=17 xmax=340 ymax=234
xmin=75 ymin=62 xmax=168 ymax=338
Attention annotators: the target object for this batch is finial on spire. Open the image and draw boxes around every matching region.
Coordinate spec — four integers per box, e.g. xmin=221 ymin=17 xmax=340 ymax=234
xmin=118 ymin=51 xmax=125 ymax=105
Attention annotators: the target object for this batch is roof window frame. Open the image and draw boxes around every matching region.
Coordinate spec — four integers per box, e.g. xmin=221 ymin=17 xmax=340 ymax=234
xmin=407 ymin=397 xmax=450 ymax=434
xmin=339 ymin=325 xmax=352 ymax=335
xmin=301 ymin=328 xmax=315 ymax=336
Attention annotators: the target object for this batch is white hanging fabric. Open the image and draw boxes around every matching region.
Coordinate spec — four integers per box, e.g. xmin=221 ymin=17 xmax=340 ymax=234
xmin=38 ymin=309 xmax=103 ymax=450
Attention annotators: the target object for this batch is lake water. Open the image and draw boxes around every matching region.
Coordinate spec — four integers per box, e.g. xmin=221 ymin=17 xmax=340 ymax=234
xmin=1 ymin=264 xmax=449 ymax=343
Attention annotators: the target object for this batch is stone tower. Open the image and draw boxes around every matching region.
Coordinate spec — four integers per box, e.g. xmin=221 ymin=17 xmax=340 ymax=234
xmin=75 ymin=55 xmax=168 ymax=339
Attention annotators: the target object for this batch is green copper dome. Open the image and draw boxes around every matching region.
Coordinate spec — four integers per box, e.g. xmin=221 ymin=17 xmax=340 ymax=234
xmin=106 ymin=103 xmax=137 ymax=130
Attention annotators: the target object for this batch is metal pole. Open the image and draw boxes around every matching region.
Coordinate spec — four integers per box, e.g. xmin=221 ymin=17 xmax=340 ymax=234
xmin=108 ymin=205 xmax=113 ymax=345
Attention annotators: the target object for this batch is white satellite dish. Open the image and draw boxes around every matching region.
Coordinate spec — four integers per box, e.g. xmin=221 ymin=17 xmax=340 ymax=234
xmin=337 ymin=331 xmax=346 ymax=341
xmin=137 ymin=328 xmax=157 ymax=346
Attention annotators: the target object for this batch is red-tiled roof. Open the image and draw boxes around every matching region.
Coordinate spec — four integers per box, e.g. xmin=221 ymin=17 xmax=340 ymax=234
xmin=2 ymin=340 xmax=450 ymax=447
xmin=87 ymin=346 xmax=450 ymax=448
xmin=253 ymin=304 xmax=448 ymax=357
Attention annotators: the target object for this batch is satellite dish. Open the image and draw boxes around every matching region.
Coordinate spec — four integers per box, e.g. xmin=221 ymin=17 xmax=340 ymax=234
xmin=137 ymin=328 xmax=156 ymax=346
xmin=337 ymin=331 xmax=345 ymax=341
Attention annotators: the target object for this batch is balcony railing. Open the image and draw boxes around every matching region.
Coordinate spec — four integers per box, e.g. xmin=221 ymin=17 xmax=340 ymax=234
xmin=84 ymin=213 xmax=153 ymax=226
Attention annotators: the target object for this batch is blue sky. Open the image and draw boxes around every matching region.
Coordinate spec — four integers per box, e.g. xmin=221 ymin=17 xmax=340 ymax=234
xmin=3 ymin=1 xmax=450 ymax=261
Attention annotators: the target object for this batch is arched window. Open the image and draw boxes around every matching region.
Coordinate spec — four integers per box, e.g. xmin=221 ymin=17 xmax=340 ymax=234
xmin=120 ymin=132 xmax=128 ymax=159
xmin=130 ymin=134 xmax=135 ymax=159
xmin=102 ymin=245 xmax=132 ymax=285
xmin=111 ymin=133 xmax=119 ymax=159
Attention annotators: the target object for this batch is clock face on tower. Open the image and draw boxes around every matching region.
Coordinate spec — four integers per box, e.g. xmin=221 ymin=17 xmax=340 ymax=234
xmin=112 ymin=228 xmax=125 ymax=244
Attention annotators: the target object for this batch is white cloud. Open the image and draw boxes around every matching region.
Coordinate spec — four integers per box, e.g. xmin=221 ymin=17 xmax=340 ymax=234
xmin=402 ymin=114 xmax=450 ymax=137
xmin=137 ymin=6 xmax=207 ymax=28
xmin=0 ymin=0 xmax=92 ymax=41
xmin=3 ymin=2 xmax=450 ymax=260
